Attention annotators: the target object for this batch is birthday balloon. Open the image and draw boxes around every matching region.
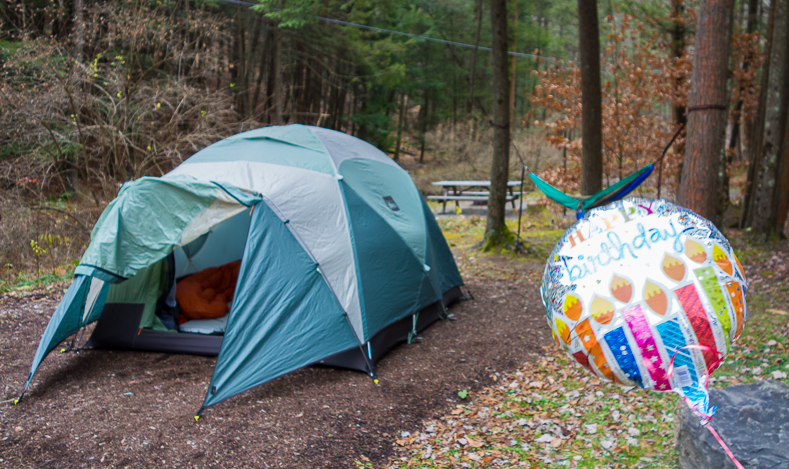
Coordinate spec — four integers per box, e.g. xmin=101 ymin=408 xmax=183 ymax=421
xmin=541 ymin=198 xmax=747 ymax=419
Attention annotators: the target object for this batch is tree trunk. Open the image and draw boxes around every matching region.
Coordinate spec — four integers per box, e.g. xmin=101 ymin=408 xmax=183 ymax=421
xmin=483 ymin=0 xmax=512 ymax=249
xmin=670 ymin=0 xmax=687 ymax=130
xmin=742 ymin=0 xmax=789 ymax=237
xmin=728 ymin=0 xmax=759 ymax=153
xmin=273 ymin=20 xmax=284 ymax=125
xmin=419 ymin=92 xmax=428 ymax=163
xmin=740 ymin=0 xmax=776 ymax=226
xmin=467 ymin=0 xmax=483 ymax=114
xmin=394 ymin=93 xmax=406 ymax=161
xmin=509 ymin=0 xmax=518 ymax=131
xmin=775 ymin=111 xmax=789 ymax=234
xmin=73 ymin=0 xmax=85 ymax=61
xmin=724 ymin=0 xmax=760 ymax=201
xmin=677 ymin=0 xmax=734 ymax=226
xmin=578 ymin=0 xmax=603 ymax=196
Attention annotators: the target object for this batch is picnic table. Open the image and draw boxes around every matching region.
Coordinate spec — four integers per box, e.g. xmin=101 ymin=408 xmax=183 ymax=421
xmin=428 ymin=180 xmax=523 ymax=214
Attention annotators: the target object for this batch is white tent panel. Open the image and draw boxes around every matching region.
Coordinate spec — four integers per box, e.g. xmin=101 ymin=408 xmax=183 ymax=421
xmin=165 ymin=161 xmax=365 ymax=340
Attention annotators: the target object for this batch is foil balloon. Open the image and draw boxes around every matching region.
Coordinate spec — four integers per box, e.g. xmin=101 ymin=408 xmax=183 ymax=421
xmin=541 ymin=198 xmax=747 ymax=420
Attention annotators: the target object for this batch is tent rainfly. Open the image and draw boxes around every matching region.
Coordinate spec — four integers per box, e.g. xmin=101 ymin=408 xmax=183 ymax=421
xmin=21 ymin=124 xmax=464 ymax=417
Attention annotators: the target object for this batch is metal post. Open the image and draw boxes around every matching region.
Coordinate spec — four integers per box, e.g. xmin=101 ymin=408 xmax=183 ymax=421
xmin=515 ymin=165 xmax=527 ymax=251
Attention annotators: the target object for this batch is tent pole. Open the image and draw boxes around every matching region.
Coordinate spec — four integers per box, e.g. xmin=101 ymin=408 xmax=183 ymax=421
xmin=407 ymin=312 xmax=421 ymax=344
xmin=424 ymin=270 xmax=448 ymax=320
xmin=342 ymin=312 xmax=377 ymax=382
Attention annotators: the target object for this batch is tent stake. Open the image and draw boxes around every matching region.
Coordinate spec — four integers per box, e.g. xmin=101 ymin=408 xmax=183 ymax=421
xmin=194 ymin=406 xmax=205 ymax=421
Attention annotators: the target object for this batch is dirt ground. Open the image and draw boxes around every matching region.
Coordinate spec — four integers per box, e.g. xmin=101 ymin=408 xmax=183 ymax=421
xmin=0 ymin=270 xmax=550 ymax=468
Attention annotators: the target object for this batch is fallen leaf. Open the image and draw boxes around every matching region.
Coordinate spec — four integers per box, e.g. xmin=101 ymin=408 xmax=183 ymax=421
xmin=535 ymin=434 xmax=554 ymax=443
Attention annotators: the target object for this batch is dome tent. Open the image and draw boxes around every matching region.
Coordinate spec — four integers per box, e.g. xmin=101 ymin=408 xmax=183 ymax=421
xmin=22 ymin=125 xmax=464 ymax=416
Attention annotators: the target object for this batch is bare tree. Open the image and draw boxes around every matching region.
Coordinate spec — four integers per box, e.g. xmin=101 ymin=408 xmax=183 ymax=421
xmin=677 ymin=0 xmax=734 ymax=225
xmin=483 ymin=0 xmax=512 ymax=249
xmin=578 ymin=0 xmax=603 ymax=195
xmin=741 ymin=0 xmax=789 ymax=238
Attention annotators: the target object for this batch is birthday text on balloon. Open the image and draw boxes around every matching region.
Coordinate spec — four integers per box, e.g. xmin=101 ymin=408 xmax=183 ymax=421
xmin=561 ymin=221 xmax=694 ymax=282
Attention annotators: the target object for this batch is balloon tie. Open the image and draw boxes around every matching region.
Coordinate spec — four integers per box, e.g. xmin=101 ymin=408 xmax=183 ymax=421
xmin=664 ymin=345 xmax=744 ymax=469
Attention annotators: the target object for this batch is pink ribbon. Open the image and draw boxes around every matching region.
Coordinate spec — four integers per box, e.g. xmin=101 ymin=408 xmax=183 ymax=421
xmin=666 ymin=345 xmax=744 ymax=469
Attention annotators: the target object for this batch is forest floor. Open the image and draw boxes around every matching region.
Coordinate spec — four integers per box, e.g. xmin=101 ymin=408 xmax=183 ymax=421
xmin=0 ymin=209 xmax=787 ymax=469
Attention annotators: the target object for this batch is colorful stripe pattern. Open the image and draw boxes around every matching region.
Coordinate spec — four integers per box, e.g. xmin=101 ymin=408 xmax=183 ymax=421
xmin=574 ymin=318 xmax=619 ymax=383
xmin=656 ymin=317 xmax=708 ymax=409
xmin=622 ymin=304 xmax=671 ymax=391
xmin=675 ymin=284 xmax=720 ymax=372
xmin=725 ymin=280 xmax=746 ymax=339
xmin=695 ymin=267 xmax=731 ymax=341
xmin=604 ymin=327 xmax=644 ymax=388
xmin=572 ymin=351 xmax=590 ymax=369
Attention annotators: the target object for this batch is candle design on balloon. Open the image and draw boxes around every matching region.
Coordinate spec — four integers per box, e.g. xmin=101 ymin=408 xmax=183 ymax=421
xmin=563 ymin=292 xmax=583 ymax=321
xmin=590 ymin=296 xmax=614 ymax=324
xmin=610 ymin=275 xmax=633 ymax=303
xmin=662 ymin=254 xmax=686 ymax=282
xmin=685 ymin=237 xmax=707 ymax=264
xmin=713 ymin=245 xmax=733 ymax=276
xmin=555 ymin=317 xmax=571 ymax=345
xmin=644 ymin=280 xmax=668 ymax=316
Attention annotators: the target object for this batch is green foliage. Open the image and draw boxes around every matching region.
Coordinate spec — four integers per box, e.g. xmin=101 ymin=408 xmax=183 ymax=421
xmin=254 ymin=0 xmax=320 ymax=29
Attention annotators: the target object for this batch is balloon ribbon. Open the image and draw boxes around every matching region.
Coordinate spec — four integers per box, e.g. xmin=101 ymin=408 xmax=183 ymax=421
xmin=666 ymin=344 xmax=745 ymax=469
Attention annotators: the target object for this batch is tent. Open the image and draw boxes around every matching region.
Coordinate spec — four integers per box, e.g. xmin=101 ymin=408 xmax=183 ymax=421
xmin=22 ymin=124 xmax=464 ymax=416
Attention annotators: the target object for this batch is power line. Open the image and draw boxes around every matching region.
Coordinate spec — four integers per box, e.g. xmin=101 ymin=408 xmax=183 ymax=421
xmin=213 ymin=0 xmax=555 ymax=61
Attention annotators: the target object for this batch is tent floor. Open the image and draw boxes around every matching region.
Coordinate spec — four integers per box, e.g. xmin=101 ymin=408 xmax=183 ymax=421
xmin=85 ymin=286 xmax=465 ymax=373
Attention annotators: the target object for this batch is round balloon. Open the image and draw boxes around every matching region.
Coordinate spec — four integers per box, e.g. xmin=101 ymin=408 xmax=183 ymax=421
xmin=541 ymin=198 xmax=747 ymax=419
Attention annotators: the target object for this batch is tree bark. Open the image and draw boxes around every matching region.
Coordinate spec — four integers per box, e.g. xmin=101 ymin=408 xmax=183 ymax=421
xmin=273 ymin=24 xmax=284 ymax=125
xmin=483 ymin=0 xmax=512 ymax=248
xmin=394 ymin=93 xmax=406 ymax=161
xmin=72 ymin=0 xmax=85 ymax=61
xmin=467 ymin=0 xmax=484 ymax=114
xmin=509 ymin=0 xmax=518 ymax=131
xmin=677 ymin=0 xmax=734 ymax=226
xmin=670 ymin=0 xmax=687 ymax=130
xmin=728 ymin=0 xmax=759 ymax=153
xmin=775 ymin=108 xmax=789 ymax=235
xmin=743 ymin=0 xmax=789 ymax=236
xmin=578 ymin=0 xmax=603 ymax=196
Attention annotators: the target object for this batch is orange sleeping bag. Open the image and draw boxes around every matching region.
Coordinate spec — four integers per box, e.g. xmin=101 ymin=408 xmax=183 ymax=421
xmin=176 ymin=260 xmax=242 ymax=320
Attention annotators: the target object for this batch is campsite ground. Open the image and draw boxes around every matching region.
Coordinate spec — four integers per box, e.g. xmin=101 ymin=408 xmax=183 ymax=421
xmin=1 ymin=207 xmax=787 ymax=469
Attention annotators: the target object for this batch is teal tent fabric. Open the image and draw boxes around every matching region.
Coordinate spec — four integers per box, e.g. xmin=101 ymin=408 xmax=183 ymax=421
xmin=421 ymin=198 xmax=465 ymax=296
xmin=23 ymin=275 xmax=90 ymax=394
xmin=342 ymin=183 xmax=435 ymax=339
xmin=339 ymin=159 xmax=427 ymax=264
xmin=81 ymin=176 xmax=260 ymax=279
xmin=203 ymin=201 xmax=358 ymax=408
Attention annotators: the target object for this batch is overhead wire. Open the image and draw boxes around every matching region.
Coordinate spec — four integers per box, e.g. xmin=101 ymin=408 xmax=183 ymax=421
xmin=210 ymin=0 xmax=556 ymax=61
